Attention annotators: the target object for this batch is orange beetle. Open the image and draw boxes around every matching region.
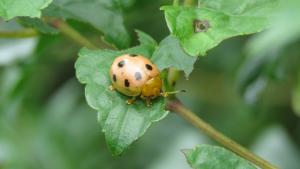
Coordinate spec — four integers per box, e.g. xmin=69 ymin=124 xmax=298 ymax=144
xmin=109 ymin=54 xmax=165 ymax=106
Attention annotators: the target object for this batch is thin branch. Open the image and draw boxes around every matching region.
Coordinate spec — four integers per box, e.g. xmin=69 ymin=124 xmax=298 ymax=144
xmin=198 ymin=0 xmax=201 ymax=8
xmin=167 ymin=68 xmax=180 ymax=90
xmin=167 ymin=99 xmax=278 ymax=169
xmin=184 ymin=0 xmax=194 ymax=6
xmin=173 ymin=0 xmax=179 ymax=6
xmin=0 ymin=28 xmax=38 ymax=38
xmin=49 ymin=19 xmax=99 ymax=50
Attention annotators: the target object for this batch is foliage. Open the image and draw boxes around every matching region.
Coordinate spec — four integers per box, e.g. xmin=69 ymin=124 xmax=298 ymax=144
xmin=75 ymin=38 xmax=168 ymax=155
xmin=183 ymin=145 xmax=256 ymax=169
xmin=0 ymin=0 xmax=52 ymax=20
xmin=162 ymin=0 xmax=279 ymax=56
xmin=43 ymin=0 xmax=131 ymax=49
xmin=75 ymin=30 xmax=196 ymax=154
xmin=1 ymin=0 xmax=300 ymax=169
xmin=152 ymin=35 xmax=197 ymax=77
xmin=237 ymin=0 xmax=300 ymax=108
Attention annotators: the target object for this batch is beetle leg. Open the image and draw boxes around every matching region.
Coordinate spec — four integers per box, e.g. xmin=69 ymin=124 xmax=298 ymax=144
xmin=145 ymin=97 xmax=151 ymax=107
xmin=160 ymin=92 xmax=168 ymax=97
xmin=140 ymin=95 xmax=151 ymax=106
xmin=109 ymin=85 xmax=115 ymax=91
xmin=126 ymin=96 xmax=136 ymax=105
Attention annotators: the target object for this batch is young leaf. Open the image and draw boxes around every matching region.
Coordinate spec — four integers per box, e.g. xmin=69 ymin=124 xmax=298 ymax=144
xmin=133 ymin=30 xmax=157 ymax=56
xmin=75 ymin=34 xmax=168 ymax=155
xmin=152 ymin=36 xmax=197 ymax=77
xmin=44 ymin=0 xmax=130 ymax=49
xmin=161 ymin=0 xmax=279 ymax=56
xmin=183 ymin=145 xmax=256 ymax=169
xmin=130 ymin=31 xmax=196 ymax=78
xmin=0 ymin=0 xmax=52 ymax=20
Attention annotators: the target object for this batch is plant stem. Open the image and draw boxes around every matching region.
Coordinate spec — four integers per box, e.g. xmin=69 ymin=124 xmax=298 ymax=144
xmin=49 ymin=19 xmax=98 ymax=49
xmin=184 ymin=0 xmax=194 ymax=6
xmin=173 ymin=0 xmax=179 ymax=6
xmin=167 ymin=99 xmax=278 ymax=169
xmin=167 ymin=68 xmax=180 ymax=91
xmin=0 ymin=28 xmax=38 ymax=38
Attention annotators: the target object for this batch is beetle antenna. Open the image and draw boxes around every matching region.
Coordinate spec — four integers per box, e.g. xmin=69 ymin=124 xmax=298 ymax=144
xmin=161 ymin=90 xmax=186 ymax=97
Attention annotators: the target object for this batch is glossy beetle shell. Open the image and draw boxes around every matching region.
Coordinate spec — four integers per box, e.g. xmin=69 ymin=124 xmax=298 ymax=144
xmin=109 ymin=54 xmax=160 ymax=97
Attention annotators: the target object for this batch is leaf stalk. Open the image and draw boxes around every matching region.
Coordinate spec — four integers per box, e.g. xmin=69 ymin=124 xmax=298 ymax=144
xmin=0 ymin=28 xmax=38 ymax=38
xmin=49 ymin=19 xmax=98 ymax=49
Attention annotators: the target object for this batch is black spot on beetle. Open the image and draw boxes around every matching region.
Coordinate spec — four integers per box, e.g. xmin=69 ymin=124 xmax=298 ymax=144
xmin=129 ymin=54 xmax=137 ymax=57
xmin=124 ymin=79 xmax=130 ymax=87
xmin=113 ymin=74 xmax=117 ymax=82
xmin=118 ymin=60 xmax=125 ymax=67
xmin=193 ymin=19 xmax=210 ymax=33
xmin=135 ymin=72 xmax=142 ymax=80
xmin=145 ymin=64 xmax=153 ymax=70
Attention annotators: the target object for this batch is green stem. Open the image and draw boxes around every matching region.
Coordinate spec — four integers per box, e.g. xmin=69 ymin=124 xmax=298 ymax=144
xmin=167 ymin=99 xmax=278 ymax=169
xmin=49 ymin=19 xmax=98 ymax=49
xmin=167 ymin=68 xmax=180 ymax=91
xmin=184 ymin=0 xmax=194 ymax=6
xmin=173 ymin=0 xmax=179 ymax=5
xmin=0 ymin=28 xmax=38 ymax=38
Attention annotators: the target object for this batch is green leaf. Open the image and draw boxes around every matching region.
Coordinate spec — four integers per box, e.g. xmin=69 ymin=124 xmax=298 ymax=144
xmin=152 ymin=36 xmax=197 ymax=77
xmin=183 ymin=145 xmax=256 ymax=169
xmin=132 ymin=31 xmax=196 ymax=77
xmin=161 ymin=0 xmax=279 ymax=56
xmin=75 ymin=33 xmax=168 ymax=155
xmin=0 ymin=0 xmax=52 ymax=20
xmin=136 ymin=30 xmax=157 ymax=48
xmin=19 ymin=17 xmax=58 ymax=34
xmin=44 ymin=0 xmax=130 ymax=49
xmin=133 ymin=30 xmax=157 ymax=56
xmin=199 ymin=0 xmax=277 ymax=15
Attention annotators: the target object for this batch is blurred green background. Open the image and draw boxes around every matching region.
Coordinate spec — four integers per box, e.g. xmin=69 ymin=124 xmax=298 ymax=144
xmin=1 ymin=0 xmax=300 ymax=169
